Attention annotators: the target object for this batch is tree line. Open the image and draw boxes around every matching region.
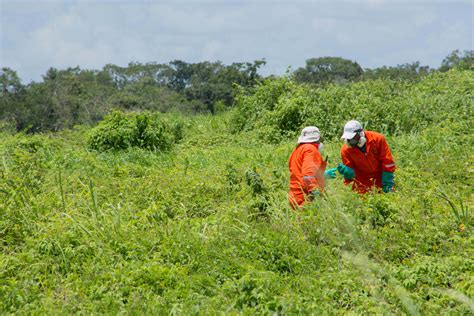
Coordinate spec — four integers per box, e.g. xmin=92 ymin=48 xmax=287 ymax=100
xmin=0 ymin=50 xmax=472 ymax=133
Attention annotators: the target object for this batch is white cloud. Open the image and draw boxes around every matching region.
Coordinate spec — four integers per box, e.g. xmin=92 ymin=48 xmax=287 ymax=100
xmin=0 ymin=0 xmax=472 ymax=82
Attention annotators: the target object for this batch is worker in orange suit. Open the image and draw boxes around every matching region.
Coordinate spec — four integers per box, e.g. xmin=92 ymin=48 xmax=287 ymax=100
xmin=288 ymin=126 xmax=337 ymax=208
xmin=338 ymin=120 xmax=396 ymax=194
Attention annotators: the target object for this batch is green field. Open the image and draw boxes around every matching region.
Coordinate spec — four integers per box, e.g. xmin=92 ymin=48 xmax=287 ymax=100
xmin=1 ymin=70 xmax=472 ymax=314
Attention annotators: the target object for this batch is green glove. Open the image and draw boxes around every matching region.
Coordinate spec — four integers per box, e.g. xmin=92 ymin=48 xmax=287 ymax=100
xmin=337 ymin=163 xmax=355 ymax=180
xmin=324 ymin=168 xmax=337 ymax=179
xmin=382 ymin=172 xmax=395 ymax=193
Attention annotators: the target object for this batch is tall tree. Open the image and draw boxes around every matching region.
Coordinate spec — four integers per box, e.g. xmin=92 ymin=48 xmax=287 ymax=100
xmin=294 ymin=57 xmax=363 ymax=84
xmin=362 ymin=62 xmax=432 ymax=81
xmin=0 ymin=68 xmax=24 ymax=129
xmin=0 ymin=67 xmax=22 ymax=95
xmin=439 ymin=50 xmax=474 ymax=72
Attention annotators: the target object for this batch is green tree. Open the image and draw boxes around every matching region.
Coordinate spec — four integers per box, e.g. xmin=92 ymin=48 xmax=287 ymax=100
xmin=1 ymin=59 xmax=267 ymax=132
xmin=12 ymin=67 xmax=116 ymax=132
xmin=166 ymin=60 xmax=194 ymax=92
xmin=0 ymin=67 xmax=22 ymax=95
xmin=293 ymin=57 xmax=363 ymax=84
xmin=362 ymin=62 xmax=432 ymax=81
xmin=439 ymin=50 xmax=474 ymax=72
xmin=102 ymin=62 xmax=170 ymax=89
xmin=0 ymin=68 xmax=24 ymax=129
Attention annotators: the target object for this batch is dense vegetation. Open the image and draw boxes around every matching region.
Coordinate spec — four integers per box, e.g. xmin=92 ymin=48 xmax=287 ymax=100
xmin=231 ymin=69 xmax=472 ymax=142
xmin=0 ymin=60 xmax=266 ymax=132
xmin=0 ymin=68 xmax=472 ymax=314
xmin=1 ymin=50 xmax=472 ymax=134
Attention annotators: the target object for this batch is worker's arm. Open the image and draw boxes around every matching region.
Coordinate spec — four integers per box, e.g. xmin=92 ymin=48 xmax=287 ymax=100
xmin=339 ymin=149 xmax=355 ymax=185
xmin=379 ymin=135 xmax=396 ymax=173
xmin=379 ymin=135 xmax=396 ymax=192
xmin=301 ymin=147 xmax=319 ymax=193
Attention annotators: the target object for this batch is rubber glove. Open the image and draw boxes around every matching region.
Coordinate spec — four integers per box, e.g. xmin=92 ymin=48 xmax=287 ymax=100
xmin=324 ymin=168 xmax=337 ymax=179
xmin=382 ymin=172 xmax=395 ymax=193
xmin=337 ymin=163 xmax=355 ymax=180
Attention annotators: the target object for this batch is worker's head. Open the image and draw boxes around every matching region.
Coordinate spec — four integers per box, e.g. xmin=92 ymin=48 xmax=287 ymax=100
xmin=298 ymin=126 xmax=321 ymax=144
xmin=341 ymin=120 xmax=366 ymax=147
xmin=298 ymin=126 xmax=324 ymax=152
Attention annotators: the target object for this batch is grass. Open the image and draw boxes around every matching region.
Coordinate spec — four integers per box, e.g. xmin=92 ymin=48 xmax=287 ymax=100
xmin=0 ymin=110 xmax=473 ymax=314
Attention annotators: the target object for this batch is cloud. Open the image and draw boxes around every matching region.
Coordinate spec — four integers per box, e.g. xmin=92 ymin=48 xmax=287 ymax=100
xmin=0 ymin=0 xmax=472 ymax=82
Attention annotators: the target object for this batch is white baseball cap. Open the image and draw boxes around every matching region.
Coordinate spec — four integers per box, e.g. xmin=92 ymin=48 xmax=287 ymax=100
xmin=298 ymin=126 xmax=321 ymax=144
xmin=341 ymin=120 xmax=363 ymax=139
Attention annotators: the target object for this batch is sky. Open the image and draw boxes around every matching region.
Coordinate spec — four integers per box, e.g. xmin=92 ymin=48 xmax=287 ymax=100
xmin=1 ymin=0 xmax=472 ymax=83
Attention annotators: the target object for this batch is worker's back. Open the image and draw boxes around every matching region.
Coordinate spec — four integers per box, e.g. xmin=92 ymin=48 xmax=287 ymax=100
xmin=288 ymin=143 xmax=326 ymax=202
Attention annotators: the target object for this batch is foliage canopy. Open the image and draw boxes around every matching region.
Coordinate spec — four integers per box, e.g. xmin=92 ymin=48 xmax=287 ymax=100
xmin=231 ymin=69 xmax=473 ymax=143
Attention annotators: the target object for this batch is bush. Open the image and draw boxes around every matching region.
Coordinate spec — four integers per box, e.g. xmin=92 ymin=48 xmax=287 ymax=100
xmin=231 ymin=70 xmax=473 ymax=142
xmin=87 ymin=111 xmax=180 ymax=151
xmin=230 ymin=78 xmax=296 ymax=134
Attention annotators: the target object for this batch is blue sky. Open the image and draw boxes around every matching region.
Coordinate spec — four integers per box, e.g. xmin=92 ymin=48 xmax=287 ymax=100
xmin=1 ymin=0 xmax=472 ymax=83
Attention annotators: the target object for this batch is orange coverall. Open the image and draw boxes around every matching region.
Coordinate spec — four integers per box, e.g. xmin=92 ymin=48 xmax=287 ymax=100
xmin=340 ymin=131 xmax=396 ymax=194
xmin=288 ymin=143 xmax=327 ymax=208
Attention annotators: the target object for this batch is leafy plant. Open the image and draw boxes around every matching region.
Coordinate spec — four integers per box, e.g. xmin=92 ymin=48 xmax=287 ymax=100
xmin=87 ymin=111 xmax=180 ymax=151
xmin=433 ymin=189 xmax=470 ymax=231
xmin=231 ymin=70 xmax=473 ymax=142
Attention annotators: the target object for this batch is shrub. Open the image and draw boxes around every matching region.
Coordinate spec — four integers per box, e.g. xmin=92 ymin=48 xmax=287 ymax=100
xmin=231 ymin=70 xmax=473 ymax=142
xmin=230 ymin=78 xmax=296 ymax=134
xmin=87 ymin=111 xmax=179 ymax=151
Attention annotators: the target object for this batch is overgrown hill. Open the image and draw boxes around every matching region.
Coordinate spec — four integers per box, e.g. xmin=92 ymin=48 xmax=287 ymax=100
xmin=0 ymin=70 xmax=472 ymax=314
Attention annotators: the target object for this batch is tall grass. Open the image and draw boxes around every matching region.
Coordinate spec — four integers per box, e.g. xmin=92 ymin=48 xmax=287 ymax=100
xmin=0 ymin=71 xmax=472 ymax=313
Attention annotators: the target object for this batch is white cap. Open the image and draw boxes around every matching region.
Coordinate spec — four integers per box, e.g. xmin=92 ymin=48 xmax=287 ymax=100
xmin=298 ymin=126 xmax=321 ymax=144
xmin=341 ymin=120 xmax=363 ymax=139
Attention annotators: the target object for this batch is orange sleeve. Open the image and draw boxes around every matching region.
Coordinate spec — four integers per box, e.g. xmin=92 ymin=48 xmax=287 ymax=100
xmin=341 ymin=149 xmax=354 ymax=169
xmin=301 ymin=146 xmax=319 ymax=192
xmin=316 ymin=157 xmax=327 ymax=191
xmin=378 ymin=135 xmax=396 ymax=173
xmin=341 ymin=146 xmax=355 ymax=185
